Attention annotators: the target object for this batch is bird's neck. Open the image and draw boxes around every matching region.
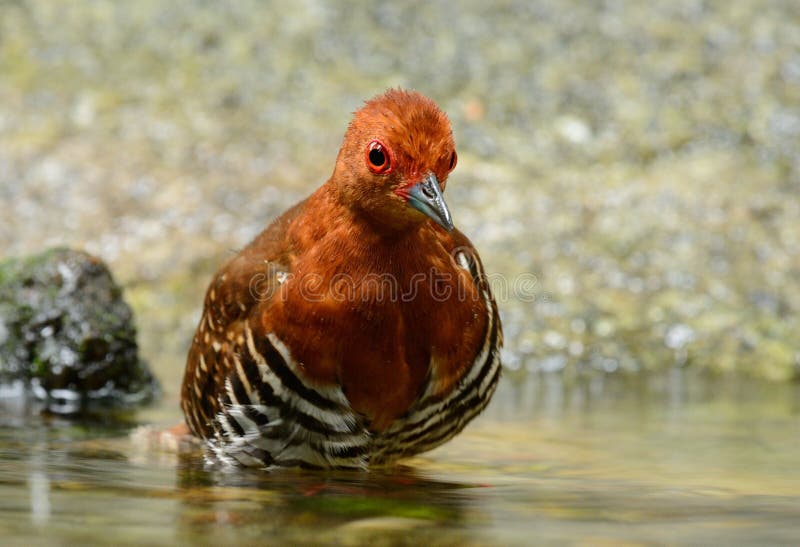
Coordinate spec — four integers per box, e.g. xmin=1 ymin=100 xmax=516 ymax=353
xmin=307 ymin=181 xmax=429 ymax=248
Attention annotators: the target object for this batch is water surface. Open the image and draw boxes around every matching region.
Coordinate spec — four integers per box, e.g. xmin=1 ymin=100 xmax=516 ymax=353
xmin=1 ymin=372 xmax=798 ymax=545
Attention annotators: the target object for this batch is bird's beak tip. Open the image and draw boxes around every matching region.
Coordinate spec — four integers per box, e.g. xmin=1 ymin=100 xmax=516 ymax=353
xmin=407 ymin=173 xmax=454 ymax=232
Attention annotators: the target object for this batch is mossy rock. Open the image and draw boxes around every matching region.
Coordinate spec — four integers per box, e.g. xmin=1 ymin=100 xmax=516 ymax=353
xmin=0 ymin=248 xmax=158 ymax=413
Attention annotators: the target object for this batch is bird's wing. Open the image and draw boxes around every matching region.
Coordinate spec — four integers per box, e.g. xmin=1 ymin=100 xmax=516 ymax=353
xmin=181 ymin=200 xmax=371 ymax=468
xmin=181 ymin=201 xmax=304 ymax=439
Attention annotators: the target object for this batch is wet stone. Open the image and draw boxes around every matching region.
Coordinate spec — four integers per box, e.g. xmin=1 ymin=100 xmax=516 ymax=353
xmin=0 ymin=248 xmax=157 ymax=413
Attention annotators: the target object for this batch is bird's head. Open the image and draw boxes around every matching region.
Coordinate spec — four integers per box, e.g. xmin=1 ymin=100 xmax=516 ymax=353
xmin=331 ymin=89 xmax=457 ymax=234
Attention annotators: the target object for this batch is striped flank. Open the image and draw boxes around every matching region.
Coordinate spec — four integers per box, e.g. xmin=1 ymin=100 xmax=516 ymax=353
xmin=209 ymin=324 xmax=370 ymax=469
xmin=371 ymin=249 xmax=501 ymax=462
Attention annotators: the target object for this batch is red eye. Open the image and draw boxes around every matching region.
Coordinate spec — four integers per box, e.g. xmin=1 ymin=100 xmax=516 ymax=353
xmin=448 ymin=151 xmax=458 ymax=171
xmin=366 ymin=140 xmax=392 ymax=174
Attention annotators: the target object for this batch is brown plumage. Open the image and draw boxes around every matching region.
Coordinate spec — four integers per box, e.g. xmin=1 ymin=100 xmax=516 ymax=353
xmin=181 ymin=89 xmax=502 ymax=469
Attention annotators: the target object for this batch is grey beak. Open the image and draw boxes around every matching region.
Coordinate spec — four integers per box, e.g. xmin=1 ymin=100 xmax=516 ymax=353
xmin=407 ymin=173 xmax=454 ymax=232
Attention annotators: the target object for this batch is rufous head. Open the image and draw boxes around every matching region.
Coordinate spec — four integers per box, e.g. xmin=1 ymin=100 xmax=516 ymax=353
xmin=331 ymin=89 xmax=458 ymax=234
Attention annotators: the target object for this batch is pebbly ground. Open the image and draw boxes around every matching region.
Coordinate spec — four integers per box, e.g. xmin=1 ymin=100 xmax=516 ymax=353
xmin=1 ymin=1 xmax=798 ymax=384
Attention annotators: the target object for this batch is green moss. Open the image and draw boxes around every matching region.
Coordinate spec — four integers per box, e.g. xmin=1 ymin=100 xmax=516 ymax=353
xmin=0 ymin=248 xmax=158 ymax=412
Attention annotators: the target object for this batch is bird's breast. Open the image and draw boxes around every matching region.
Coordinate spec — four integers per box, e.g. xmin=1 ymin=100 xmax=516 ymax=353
xmin=264 ymin=254 xmax=487 ymax=431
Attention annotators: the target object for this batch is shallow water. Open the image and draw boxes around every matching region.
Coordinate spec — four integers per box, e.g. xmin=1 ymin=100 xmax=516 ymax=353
xmin=1 ymin=372 xmax=798 ymax=545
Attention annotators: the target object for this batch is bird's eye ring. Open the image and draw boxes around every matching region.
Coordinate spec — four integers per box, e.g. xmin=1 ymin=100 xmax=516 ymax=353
xmin=448 ymin=151 xmax=458 ymax=171
xmin=366 ymin=140 xmax=392 ymax=174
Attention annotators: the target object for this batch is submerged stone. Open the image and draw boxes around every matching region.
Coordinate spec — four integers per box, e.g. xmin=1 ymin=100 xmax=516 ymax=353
xmin=0 ymin=248 xmax=157 ymax=413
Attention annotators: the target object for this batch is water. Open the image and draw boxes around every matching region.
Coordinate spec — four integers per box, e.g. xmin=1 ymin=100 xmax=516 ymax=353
xmin=1 ymin=372 xmax=798 ymax=545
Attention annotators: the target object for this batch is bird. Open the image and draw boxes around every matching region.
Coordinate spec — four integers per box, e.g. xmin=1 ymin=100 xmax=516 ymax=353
xmin=180 ymin=89 xmax=502 ymax=469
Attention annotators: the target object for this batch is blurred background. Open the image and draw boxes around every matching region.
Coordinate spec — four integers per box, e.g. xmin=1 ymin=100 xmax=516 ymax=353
xmin=2 ymin=1 xmax=799 ymax=385
xmin=1 ymin=2 xmax=799 ymax=544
